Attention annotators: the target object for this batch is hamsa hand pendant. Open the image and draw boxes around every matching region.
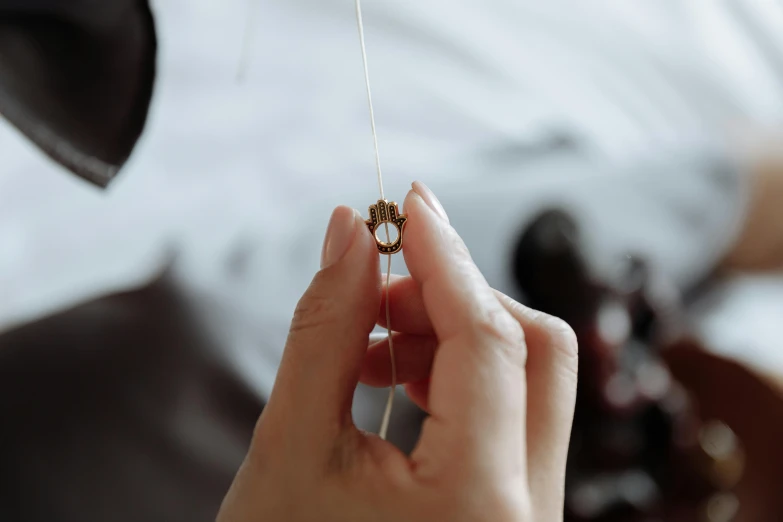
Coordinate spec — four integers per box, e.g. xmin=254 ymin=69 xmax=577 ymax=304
xmin=365 ymin=199 xmax=407 ymax=255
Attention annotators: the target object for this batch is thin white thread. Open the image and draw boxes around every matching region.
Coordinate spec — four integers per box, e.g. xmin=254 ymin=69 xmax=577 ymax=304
xmin=355 ymin=0 xmax=385 ymax=200
xmin=378 ymin=260 xmax=396 ymax=440
xmin=355 ymin=0 xmax=396 ymax=441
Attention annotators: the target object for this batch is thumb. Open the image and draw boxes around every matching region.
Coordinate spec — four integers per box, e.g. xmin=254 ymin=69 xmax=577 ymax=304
xmin=261 ymin=206 xmax=380 ymax=449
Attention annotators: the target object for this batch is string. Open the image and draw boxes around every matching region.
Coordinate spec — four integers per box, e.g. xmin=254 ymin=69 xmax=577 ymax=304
xmin=355 ymin=0 xmax=385 ymax=199
xmin=355 ymin=0 xmax=396 ymax=441
xmin=379 ymin=258 xmax=395 ymax=440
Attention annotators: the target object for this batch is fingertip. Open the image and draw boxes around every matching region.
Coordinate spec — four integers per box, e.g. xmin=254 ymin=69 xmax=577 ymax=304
xmin=321 ymin=206 xmax=359 ymax=269
xmin=351 ymin=207 xmax=376 ymax=253
xmin=411 ymin=181 xmax=449 ymax=222
xmin=401 ymin=188 xmax=444 ymax=277
xmin=335 ymin=207 xmax=380 ymax=277
xmin=402 ymin=186 xmax=428 ymax=218
xmin=402 ymin=187 xmax=420 ymax=218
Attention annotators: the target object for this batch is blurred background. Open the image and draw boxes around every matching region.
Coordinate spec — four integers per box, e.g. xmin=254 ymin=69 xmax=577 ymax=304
xmin=1 ymin=1 xmax=783 ymax=521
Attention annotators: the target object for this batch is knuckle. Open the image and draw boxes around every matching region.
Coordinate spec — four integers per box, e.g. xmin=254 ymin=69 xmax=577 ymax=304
xmin=546 ymin=315 xmax=578 ymax=352
xmin=541 ymin=314 xmax=579 ymax=369
xmin=446 ymin=478 xmax=532 ymax=522
xmin=472 ymin=308 xmax=527 ymax=369
xmin=502 ymin=295 xmax=529 ymax=319
xmin=289 ymin=290 xmax=337 ymax=335
xmin=325 ymin=429 xmax=361 ymax=475
xmin=494 ymin=483 xmax=534 ymax=522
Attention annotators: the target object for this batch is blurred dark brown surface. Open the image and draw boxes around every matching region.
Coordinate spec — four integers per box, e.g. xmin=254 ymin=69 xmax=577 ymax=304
xmin=0 ymin=0 xmax=156 ymax=186
xmin=665 ymin=341 xmax=783 ymax=522
xmin=0 ymin=272 xmax=261 ymax=522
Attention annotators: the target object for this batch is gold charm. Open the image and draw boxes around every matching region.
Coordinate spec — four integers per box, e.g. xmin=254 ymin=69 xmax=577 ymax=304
xmin=365 ymin=199 xmax=407 ymax=254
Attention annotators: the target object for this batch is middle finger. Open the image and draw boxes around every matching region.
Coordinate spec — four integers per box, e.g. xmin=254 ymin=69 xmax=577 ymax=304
xmin=378 ymin=274 xmax=433 ymax=335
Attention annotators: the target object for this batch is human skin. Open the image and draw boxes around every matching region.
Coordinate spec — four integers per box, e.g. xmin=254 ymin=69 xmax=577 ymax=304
xmin=723 ymin=150 xmax=783 ymax=271
xmin=216 ymin=182 xmax=579 ymax=522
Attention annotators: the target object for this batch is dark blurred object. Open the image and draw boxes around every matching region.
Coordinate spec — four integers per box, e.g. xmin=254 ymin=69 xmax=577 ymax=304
xmin=0 ymin=270 xmax=261 ymax=522
xmin=512 ymin=209 xmax=781 ymax=521
xmin=0 ymin=0 xmax=156 ymax=187
xmin=665 ymin=341 xmax=783 ymax=521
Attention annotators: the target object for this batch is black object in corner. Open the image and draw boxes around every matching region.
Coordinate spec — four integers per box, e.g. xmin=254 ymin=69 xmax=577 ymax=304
xmin=0 ymin=0 xmax=157 ymax=187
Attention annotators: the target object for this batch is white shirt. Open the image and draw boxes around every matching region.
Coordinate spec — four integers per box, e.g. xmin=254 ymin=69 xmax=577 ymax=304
xmin=1 ymin=0 xmax=782 ymax=396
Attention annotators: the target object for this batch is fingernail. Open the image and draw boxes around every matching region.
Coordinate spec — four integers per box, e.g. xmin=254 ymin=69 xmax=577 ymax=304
xmin=321 ymin=206 xmax=358 ymax=268
xmin=412 ymin=181 xmax=449 ymax=222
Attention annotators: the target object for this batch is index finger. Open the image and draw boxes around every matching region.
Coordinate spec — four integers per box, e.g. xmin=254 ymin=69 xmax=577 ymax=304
xmin=403 ymin=183 xmax=527 ymax=473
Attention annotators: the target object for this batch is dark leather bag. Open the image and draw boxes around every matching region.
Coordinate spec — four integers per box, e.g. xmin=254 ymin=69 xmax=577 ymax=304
xmin=0 ymin=0 xmax=156 ymax=187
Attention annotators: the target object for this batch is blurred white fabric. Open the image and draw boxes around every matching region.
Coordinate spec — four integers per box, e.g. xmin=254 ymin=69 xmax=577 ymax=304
xmin=1 ymin=0 xmax=783 ymax=395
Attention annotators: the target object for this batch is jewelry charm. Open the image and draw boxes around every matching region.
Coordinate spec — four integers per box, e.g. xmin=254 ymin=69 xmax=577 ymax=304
xmin=365 ymin=199 xmax=407 ymax=254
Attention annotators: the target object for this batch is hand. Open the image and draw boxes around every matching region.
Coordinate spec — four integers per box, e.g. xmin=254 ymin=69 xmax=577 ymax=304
xmin=216 ymin=182 xmax=578 ymax=521
xmin=722 ymin=150 xmax=783 ymax=271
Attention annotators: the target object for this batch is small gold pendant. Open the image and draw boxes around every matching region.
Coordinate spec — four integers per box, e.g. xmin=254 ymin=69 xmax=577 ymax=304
xmin=365 ymin=199 xmax=407 ymax=254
